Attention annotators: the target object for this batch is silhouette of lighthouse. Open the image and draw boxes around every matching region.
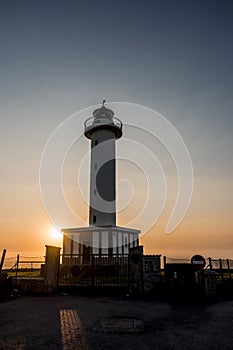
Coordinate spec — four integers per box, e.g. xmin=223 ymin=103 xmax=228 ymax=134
xmin=62 ymin=102 xmax=140 ymax=256
xmin=84 ymin=101 xmax=122 ymax=227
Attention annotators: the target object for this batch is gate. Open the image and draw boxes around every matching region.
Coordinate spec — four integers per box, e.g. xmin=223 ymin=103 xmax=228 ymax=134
xmin=59 ymin=254 xmax=129 ymax=288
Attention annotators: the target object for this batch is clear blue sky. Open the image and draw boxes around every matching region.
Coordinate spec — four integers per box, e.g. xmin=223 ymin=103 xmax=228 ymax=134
xmin=0 ymin=0 xmax=232 ymax=258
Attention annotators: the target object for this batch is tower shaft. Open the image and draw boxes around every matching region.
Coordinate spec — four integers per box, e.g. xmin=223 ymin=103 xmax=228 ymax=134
xmin=84 ymin=103 xmax=122 ymax=227
xmin=89 ymin=129 xmax=116 ymax=226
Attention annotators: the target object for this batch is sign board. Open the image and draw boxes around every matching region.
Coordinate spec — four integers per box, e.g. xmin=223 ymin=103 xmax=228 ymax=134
xmin=191 ymin=255 xmax=206 ymax=270
xmin=143 ymin=256 xmax=160 ymax=272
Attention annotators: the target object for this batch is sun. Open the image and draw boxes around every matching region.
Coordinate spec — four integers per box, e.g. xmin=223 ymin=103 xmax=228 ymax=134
xmin=50 ymin=227 xmax=63 ymax=241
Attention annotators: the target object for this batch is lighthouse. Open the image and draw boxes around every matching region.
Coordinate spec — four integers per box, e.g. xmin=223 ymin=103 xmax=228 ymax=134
xmin=84 ymin=101 xmax=122 ymax=227
xmin=62 ymin=102 xmax=140 ymax=256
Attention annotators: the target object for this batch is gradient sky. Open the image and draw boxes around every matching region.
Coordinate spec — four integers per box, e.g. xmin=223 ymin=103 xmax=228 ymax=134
xmin=0 ymin=0 xmax=233 ymax=259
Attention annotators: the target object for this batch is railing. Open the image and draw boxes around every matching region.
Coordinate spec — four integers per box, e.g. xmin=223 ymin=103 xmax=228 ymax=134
xmin=84 ymin=116 xmax=122 ymax=130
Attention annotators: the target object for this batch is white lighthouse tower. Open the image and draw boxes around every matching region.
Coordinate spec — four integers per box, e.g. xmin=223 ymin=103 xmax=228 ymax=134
xmin=85 ymin=101 xmax=121 ymax=227
xmin=62 ymin=102 xmax=140 ymax=257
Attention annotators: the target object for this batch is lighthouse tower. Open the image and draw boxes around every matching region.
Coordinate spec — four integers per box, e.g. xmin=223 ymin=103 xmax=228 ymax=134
xmin=84 ymin=101 xmax=122 ymax=227
xmin=62 ymin=102 xmax=140 ymax=256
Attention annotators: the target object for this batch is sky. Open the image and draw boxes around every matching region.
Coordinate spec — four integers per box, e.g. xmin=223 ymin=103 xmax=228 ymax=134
xmin=0 ymin=0 xmax=233 ymax=260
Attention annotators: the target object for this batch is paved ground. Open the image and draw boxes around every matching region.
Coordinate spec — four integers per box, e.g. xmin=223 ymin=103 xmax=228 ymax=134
xmin=0 ymin=294 xmax=233 ymax=350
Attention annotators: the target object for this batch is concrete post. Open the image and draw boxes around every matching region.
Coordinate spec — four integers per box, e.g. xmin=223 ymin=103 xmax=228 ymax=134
xmin=44 ymin=246 xmax=61 ymax=293
xmin=129 ymin=246 xmax=144 ymax=296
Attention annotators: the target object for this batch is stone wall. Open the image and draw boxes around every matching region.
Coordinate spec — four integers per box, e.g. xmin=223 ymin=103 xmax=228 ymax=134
xmin=11 ymin=277 xmax=44 ymax=293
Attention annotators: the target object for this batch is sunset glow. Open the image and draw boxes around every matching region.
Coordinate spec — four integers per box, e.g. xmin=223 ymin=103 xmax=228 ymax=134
xmin=0 ymin=1 xmax=232 ymax=260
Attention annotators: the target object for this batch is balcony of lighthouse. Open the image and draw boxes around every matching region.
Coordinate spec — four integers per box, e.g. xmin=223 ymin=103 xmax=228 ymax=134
xmin=84 ymin=112 xmax=122 ymax=139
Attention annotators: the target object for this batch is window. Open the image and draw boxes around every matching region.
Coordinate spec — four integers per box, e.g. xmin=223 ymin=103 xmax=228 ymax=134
xmin=93 ymin=215 xmax=96 ymax=224
xmin=95 ymin=140 xmax=98 ymax=146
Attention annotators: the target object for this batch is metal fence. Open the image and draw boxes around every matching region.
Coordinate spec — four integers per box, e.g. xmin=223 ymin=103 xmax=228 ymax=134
xmin=163 ymin=256 xmax=233 ymax=281
xmin=3 ymin=255 xmax=45 ymax=270
xmin=207 ymin=258 xmax=233 ymax=270
xmin=164 ymin=257 xmax=233 ymax=269
xmin=3 ymin=255 xmax=45 ymax=277
xmin=164 ymin=257 xmax=190 ymax=265
xmin=59 ymin=254 xmax=129 ymax=288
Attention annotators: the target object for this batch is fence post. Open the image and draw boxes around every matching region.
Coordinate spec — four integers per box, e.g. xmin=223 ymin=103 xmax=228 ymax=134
xmin=219 ymin=259 xmax=224 ymax=282
xmin=219 ymin=259 xmax=222 ymax=270
xmin=227 ymin=259 xmax=231 ymax=279
xmin=208 ymin=257 xmax=212 ymax=270
xmin=15 ymin=254 xmax=20 ymax=279
xmin=0 ymin=249 xmax=6 ymax=273
xmin=91 ymin=254 xmax=94 ymax=288
xmin=163 ymin=256 xmax=167 ymax=269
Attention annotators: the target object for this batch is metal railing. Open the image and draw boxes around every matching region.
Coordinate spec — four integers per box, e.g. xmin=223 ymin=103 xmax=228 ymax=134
xmin=84 ymin=116 xmax=122 ymax=130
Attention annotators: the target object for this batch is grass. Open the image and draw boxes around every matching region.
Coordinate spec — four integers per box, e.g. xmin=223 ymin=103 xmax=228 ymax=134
xmin=6 ymin=269 xmax=42 ymax=278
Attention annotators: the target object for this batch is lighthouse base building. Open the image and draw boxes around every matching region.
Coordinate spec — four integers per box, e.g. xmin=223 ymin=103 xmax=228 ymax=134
xmin=62 ymin=226 xmax=140 ymax=257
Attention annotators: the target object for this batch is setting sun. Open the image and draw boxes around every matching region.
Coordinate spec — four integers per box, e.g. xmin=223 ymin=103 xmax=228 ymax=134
xmin=50 ymin=227 xmax=63 ymax=242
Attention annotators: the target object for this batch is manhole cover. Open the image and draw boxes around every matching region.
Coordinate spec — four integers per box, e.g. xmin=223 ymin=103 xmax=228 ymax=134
xmin=93 ymin=318 xmax=144 ymax=333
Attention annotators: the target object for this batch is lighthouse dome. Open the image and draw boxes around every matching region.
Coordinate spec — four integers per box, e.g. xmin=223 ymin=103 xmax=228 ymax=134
xmin=93 ymin=105 xmax=114 ymax=120
xmin=84 ymin=103 xmax=122 ymax=139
